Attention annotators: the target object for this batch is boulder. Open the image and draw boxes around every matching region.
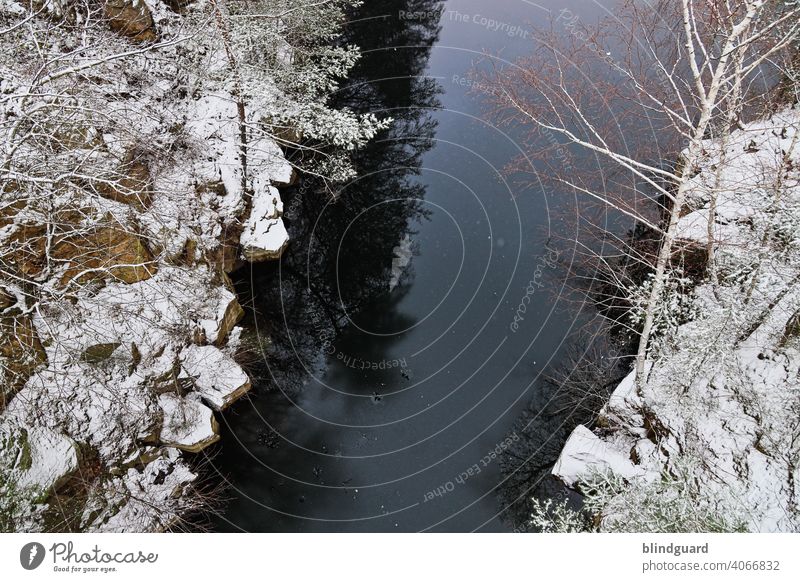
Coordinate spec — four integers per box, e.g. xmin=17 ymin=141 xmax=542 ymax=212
xmin=79 ymin=342 xmax=122 ymax=364
xmin=239 ymin=186 xmax=289 ymax=262
xmin=0 ymin=287 xmax=14 ymax=310
xmin=81 ymin=448 xmax=197 ymax=532
xmin=157 ymin=393 xmax=219 ymax=453
xmin=271 ymin=123 xmax=304 ymax=147
xmin=0 ymin=196 xmax=25 ymax=229
xmin=53 ymin=218 xmax=156 ymax=286
xmin=215 ymin=224 xmax=246 ymax=273
xmin=1 ymin=222 xmax=47 ymax=279
xmin=104 ymin=0 xmax=157 ymax=43
xmin=552 ymin=425 xmax=648 ymax=487
xmin=95 ymin=151 xmax=153 ymax=210
xmin=195 ymin=272 xmax=244 ymax=346
xmin=0 ymin=418 xmax=80 ymax=502
xmin=2 ymin=210 xmax=154 ymax=291
xmin=179 ymin=344 xmax=250 ymax=410
xmin=197 ymin=286 xmax=244 ymax=346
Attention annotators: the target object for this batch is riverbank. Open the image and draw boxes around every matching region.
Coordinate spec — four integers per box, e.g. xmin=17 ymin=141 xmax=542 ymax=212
xmin=0 ymin=0 xmax=379 ymax=531
xmin=546 ymin=106 xmax=800 ymax=532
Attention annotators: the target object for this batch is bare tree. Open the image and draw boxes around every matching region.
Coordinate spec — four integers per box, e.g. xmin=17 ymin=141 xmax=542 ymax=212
xmin=482 ymin=0 xmax=800 ymax=389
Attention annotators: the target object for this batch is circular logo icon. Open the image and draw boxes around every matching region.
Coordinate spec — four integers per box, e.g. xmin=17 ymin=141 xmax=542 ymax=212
xmin=20 ymin=542 xmax=46 ymax=570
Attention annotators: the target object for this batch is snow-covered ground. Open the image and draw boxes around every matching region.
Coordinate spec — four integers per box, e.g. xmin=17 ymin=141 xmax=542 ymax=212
xmin=552 ymin=107 xmax=800 ymax=532
xmin=0 ymin=1 xmax=296 ymax=531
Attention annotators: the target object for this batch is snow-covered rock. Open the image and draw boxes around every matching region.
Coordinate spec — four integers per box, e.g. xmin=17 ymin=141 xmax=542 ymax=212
xmin=158 ymin=393 xmax=219 ymax=453
xmin=0 ymin=0 xmax=374 ymax=532
xmin=0 ymin=13 xmax=282 ymax=531
xmin=180 ymin=344 xmax=251 ymax=411
xmin=32 ymin=265 xmax=243 ymax=369
xmin=198 ymin=284 xmax=244 ymax=346
xmin=0 ymin=418 xmax=80 ymax=500
xmin=240 ymin=185 xmax=289 ymax=261
xmin=599 ymin=367 xmax=645 ymax=433
xmin=6 ymin=367 xmax=159 ymax=463
xmin=82 ymin=448 xmax=198 ymax=532
xmin=553 ymin=425 xmax=649 ymax=486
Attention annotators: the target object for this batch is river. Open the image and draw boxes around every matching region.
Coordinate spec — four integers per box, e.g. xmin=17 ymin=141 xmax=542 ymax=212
xmin=212 ymin=0 xmax=616 ymax=532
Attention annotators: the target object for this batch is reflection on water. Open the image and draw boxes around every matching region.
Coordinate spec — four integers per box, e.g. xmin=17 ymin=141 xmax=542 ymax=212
xmin=211 ymin=0 xmax=608 ymax=532
xmin=214 ymin=0 xmax=446 ymax=532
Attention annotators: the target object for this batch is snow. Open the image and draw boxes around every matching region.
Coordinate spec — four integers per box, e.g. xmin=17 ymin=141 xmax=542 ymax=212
xmin=83 ymin=447 xmax=198 ymax=532
xmin=0 ymin=418 xmax=79 ymax=499
xmin=600 ymin=367 xmax=646 ymax=434
xmin=198 ymin=284 xmax=243 ymax=346
xmin=185 ymin=94 xmax=249 ymax=218
xmin=17 ymin=426 xmax=80 ymax=493
xmin=553 ymin=425 xmax=650 ymax=486
xmin=553 ymin=107 xmax=800 ymax=532
xmin=185 ymin=92 xmax=293 ymax=215
xmin=180 ymin=344 xmax=251 ymax=410
xmin=158 ymin=393 xmax=219 ymax=453
xmin=676 ymin=109 xmax=800 ymax=251
xmin=31 ymin=264 xmax=243 ymax=370
xmin=0 ymin=0 xmax=377 ymax=532
xmin=0 ymin=39 xmax=266 ymax=530
xmin=2 ymin=263 xmax=249 ymax=466
xmin=0 ymin=0 xmax=25 ymax=15
xmin=240 ymin=185 xmax=289 ymax=261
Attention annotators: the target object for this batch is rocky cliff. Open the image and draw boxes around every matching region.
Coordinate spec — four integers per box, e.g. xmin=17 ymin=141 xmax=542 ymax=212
xmin=0 ymin=0 xmax=300 ymax=531
xmin=551 ymin=107 xmax=800 ymax=532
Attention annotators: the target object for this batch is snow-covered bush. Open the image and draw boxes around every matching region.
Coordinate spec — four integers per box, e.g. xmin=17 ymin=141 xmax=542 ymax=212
xmin=529 ymin=497 xmax=591 ymax=533
xmin=189 ymin=0 xmax=391 ymax=182
xmin=532 ymin=460 xmax=749 ymax=533
xmin=626 ymin=270 xmax=700 ymax=357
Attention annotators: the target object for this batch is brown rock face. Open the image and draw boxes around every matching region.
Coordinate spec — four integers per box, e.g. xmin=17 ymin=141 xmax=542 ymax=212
xmin=0 ymin=312 xmax=47 ymax=408
xmin=80 ymin=342 xmax=123 ymax=363
xmin=1 ymin=222 xmax=47 ymax=279
xmin=53 ymin=219 xmax=157 ymax=287
xmin=95 ymin=152 xmax=153 ymax=210
xmin=1 ymin=214 xmax=155 ymax=286
xmin=0 ymin=288 xmax=13 ymax=310
xmin=0 ymin=196 xmax=25 ymax=229
xmin=213 ymin=274 xmax=244 ymax=346
xmin=215 ymin=297 xmax=244 ymax=346
xmin=272 ymin=124 xmax=304 ymax=146
xmin=104 ymin=0 xmax=158 ymax=43
xmin=205 ymin=223 xmax=244 ymax=274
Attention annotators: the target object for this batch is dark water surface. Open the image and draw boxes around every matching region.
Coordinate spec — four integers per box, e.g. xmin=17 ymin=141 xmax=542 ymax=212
xmin=212 ymin=0 xmax=613 ymax=532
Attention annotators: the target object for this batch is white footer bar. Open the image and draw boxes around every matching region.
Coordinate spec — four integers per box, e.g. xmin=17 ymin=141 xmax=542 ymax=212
xmin=1 ymin=533 xmax=798 ymax=581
